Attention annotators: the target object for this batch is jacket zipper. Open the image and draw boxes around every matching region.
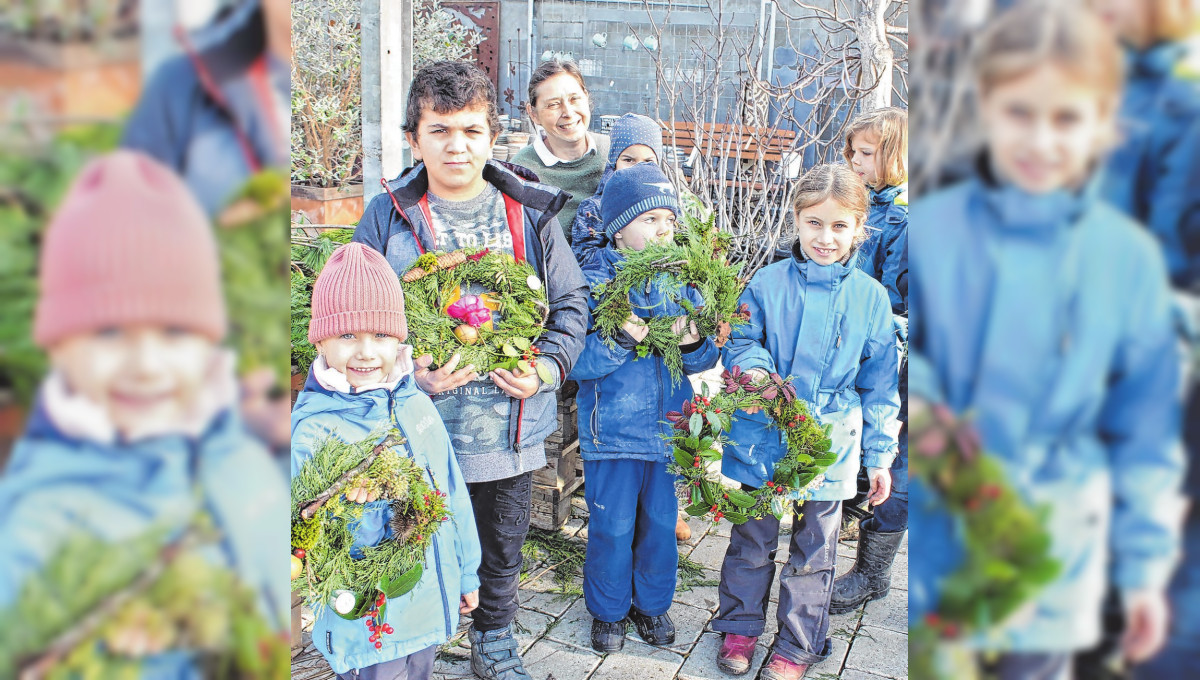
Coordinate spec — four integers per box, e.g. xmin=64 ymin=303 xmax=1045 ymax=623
xmin=390 ymin=403 xmax=454 ymax=640
xmin=591 ymin=383 xmax=601 ymax=447
xmin=425 ymin=462 xmax=454 ymax=639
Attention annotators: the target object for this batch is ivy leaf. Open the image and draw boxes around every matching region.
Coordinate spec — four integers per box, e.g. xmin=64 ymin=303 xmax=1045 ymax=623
xmin=502 ymin=344 xmax=519 ymax=357
xmin=674 ymin=447 xmax=694 ymax=469
xmin=725 ymin=488 xmax=756 ymax=509
xmin=700 ymin=481 xmax=717 ymax=506
xmin=380 ymin=563 xmax=424 ymax=598
xmin=723 ymin=511 xmax=749 ymax=524
xmin=701 ymin=381 xmax=710 ymax=398
xmin=706 ymin=410 xmax=723 ymax=433
xmin=535 ymin=361 xmax=555 ymax=385
xmin=689 ymin=413 xmax=703 ymax=438
xmin=513 ymin=337 xmax=531 ymax=351
xmin=685 ymin=502 xmax=709 ymax=517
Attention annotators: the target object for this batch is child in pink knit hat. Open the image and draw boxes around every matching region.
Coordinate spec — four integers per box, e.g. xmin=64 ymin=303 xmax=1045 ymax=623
xmin=0 ymin=150 xmax=288 ymax=674
xmin=292 ymin=242 xmax=481 ymax=680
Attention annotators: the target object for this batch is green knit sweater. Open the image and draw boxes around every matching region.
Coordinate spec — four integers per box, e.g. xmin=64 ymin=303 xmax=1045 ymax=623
xmin=511 ymin=132 xmax=610 ymax=243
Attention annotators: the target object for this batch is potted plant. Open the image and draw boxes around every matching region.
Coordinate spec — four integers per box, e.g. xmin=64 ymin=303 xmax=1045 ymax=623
xmin=290 ymin=0 xmax=482 ymax=225
xmin=1 ymin=0 xmax=140 ymax=118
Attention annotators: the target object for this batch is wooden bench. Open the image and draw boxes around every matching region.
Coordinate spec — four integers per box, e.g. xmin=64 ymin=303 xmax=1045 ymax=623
xmin=660 ymin=121 xmax=799 ymax=191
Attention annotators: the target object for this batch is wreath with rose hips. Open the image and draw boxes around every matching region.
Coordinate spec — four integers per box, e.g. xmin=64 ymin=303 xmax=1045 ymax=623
xmin=291 ymin=430 xmax=452 ymax=650
xmin=590 ymin=197 xmax=750 ymax=385
xmin=907 ymin=408 xmax=1060 ymax=679
xmin=666 ymin=367 xmax=840 ymax=523
xmin=400 ymin=248 xmax=555 ymax=383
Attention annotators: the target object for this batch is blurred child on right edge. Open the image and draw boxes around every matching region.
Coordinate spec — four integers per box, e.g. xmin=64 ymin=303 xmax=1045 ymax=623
xmin=908 ymin=4 xmax=1184 ymax=678
xmin=1090 ymin=0 xmax=1200 ymax=289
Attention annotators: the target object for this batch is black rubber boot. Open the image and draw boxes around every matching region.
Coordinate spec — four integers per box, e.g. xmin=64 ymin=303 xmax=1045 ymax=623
xmin=591 ymin=618 xmax=627 ymax=653
xmin=828 ymin=519 xmax=905 ymax=614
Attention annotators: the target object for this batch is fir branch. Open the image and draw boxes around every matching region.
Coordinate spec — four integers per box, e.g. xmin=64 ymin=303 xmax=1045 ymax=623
xmin=299 ymin=433 xmax=404 ymax=520
xmin=17 ymin=529 xmax=202 ymax=679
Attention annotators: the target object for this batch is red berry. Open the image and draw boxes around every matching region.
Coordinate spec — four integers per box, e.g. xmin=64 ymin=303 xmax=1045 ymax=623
xmin=766 ymin=481 xmax=774 ymax=487
xmin=293 ymin=548 xmax=306 ymax=559
xmin=384 ymin=625 xmax=394 ymax=634
xmin=366 ymin=620 xmax=374 ymax=628
xmin=799 ymin=415 xmax=805 ymax=422
xmin=375 ymin=641 xmax=383 ymax=650
xmin=715 ymin=409 xmax=721 ymax=413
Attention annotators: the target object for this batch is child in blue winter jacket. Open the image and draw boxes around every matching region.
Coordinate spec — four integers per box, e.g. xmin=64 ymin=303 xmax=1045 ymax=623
xmin=570 ymin=113 xmax=665 ymax=268
xmin=713 ymin=164 xmax=900 ymax=680
xmin=0 ymin=151 xmax=288 ymax=675
xmin=843 ymin=106 xmax=908 ymax=316
xmin=291 ymin=242 xmax=482 ymax=680
xmin=570 ymin=163 xmax=720 ymax=653
xmin=908 ymin=4 xmax=1184 ymax=677
xmin=829 ymin=106 xmax=910 ymax=617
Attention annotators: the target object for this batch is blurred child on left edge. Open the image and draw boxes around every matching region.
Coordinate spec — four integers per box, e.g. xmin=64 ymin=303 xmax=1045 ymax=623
xmin=0 ymin=151 xmax=287 ymax=671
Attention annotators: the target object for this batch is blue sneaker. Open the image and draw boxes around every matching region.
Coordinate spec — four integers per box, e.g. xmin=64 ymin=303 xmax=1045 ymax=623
xmin=469 ymin=625 xmax=531 ymax=680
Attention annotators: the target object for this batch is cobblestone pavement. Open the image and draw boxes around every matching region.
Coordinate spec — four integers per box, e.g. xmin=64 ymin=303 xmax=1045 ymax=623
xmin=292 ymin=496 xmax=909 ymax=680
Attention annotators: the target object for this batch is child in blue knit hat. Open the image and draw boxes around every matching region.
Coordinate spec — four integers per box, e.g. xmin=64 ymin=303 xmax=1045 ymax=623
xmin=570 ymin=113 xmax=664 ymax=268
xmin=571 ymin=162 xmax=720 ymax=654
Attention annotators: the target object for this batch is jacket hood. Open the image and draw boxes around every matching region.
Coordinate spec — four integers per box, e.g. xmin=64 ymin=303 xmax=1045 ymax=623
xmin=384 ymin=159 xmax=568 ymax=218
xmin=186 ymin=0 xmax=266 ymax=82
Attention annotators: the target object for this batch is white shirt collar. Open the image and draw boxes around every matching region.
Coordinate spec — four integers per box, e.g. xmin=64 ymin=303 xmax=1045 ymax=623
xmin=313 ymin=344 xmax=415 ymax=394
xmin=532 ymin=129 xmax=597 ymax=166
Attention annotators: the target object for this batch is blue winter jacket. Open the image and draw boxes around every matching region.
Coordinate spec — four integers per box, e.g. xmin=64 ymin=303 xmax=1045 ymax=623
xmin=570 ymin=166 xmax=615 ymax=269
xmin=855 ymin=183 xmax=908 ymax=315
xmin=121 ymin=0 xmax=288 ymax=216
xmin=353 ymin=161 xmax=589 ymax=462
xmin=909 ymin=175 xmax=1184 ymax=650
xmin=291 ymin=368 xmax=481 ymax=675
xmin=1102 ymin=41 xmax=1200 ymax=287
xmin=0 ymin=388 xmax=289 ymax=676
xmin=720 ymin=242 xmax=901 ymax=501
xmin=570 ymin=248 xmax=720 ymax=461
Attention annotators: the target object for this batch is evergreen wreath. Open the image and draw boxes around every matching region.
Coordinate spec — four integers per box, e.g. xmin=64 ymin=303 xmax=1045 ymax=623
xmin=290 ymin=430 xmax=451 ymax=649
xmin=668 ymin=367 xmax=839 ymax=523
xmin=907 ymin=409 xmax=1060 ymax=679
xmin=400 ymin=248 xmax=554 ymax=383
xmin=0 ymin=519 xmax=289 ymax=680
xmin=589 ymin=194 xmax=749 ymax=385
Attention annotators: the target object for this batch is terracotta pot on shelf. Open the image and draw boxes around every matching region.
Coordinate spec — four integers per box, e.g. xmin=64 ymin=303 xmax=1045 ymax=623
xmin=290 ymin=184 xmax=365 ymax=226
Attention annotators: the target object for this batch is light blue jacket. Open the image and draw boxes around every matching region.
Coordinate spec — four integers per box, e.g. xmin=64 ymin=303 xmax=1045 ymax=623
xmin=856 ymin=183 xmax=908 ymax=315
xmin=0 ymin=387 xmax=289 ymax=677
xmin=719 ymin=243 xmax=901 ymax=501
xmin=291 ymin=368 xmax=481 ymax=675
xmin=570 ymin=248 xmax=720 ymax=461
xmin=908 ymin=175 xmax=1184 ymax=650
xmin=1102 ymin=41 xmax=1200 ymax=287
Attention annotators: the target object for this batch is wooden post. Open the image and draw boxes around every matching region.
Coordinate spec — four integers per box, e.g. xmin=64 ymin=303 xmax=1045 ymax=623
xmin=362 ymin=0 xmax=414 ymax=204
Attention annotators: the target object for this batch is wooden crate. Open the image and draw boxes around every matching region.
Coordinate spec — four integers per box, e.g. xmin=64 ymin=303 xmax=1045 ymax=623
xmin=530 ymin=474 xmax=584 ymax=530
xmin=533 ymin=439 xmax=579 ymax=488
xmin=535 ymin=380 xmax=581 ymax=488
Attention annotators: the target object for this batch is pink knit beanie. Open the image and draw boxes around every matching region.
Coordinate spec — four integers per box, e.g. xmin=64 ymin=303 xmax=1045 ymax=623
xmin=33 ymin=151 xmax=226 ymax=348
xmin=308 ymin=243 xmax=408 ymax=344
